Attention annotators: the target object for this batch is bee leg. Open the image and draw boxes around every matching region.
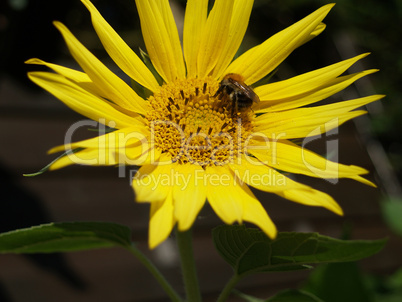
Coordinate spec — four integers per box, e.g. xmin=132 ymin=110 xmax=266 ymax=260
xmin=231 ymin=94 xmax=237 ymax=118
xmin=214 ymin=85 xmax=224 ymax=98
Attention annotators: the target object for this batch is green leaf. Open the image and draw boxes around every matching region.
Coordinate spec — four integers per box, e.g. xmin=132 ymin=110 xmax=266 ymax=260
xmin=0 ymin=222 xmax=132 ymax=253
xmin=381 ymin=198 xmax=402 ymax=237
xmin=303 ymin=262 xmax=371 ymax=302
xmin=139 ymin=48 xmax=164 ymax=86
xmin=23 ymin=148 xmax=84 ymax=177
xmin=233 ymin=290 xmax=265 ymax=302
xmin=130 ymin=78 xmax=153 ymax=100
xmin=234 ymin=289 xmax=323 ymax=302
xmin=212 ymin=225 xmax=386 ymax=275
xmin=267 ymin=289 xmax=324 ymax=302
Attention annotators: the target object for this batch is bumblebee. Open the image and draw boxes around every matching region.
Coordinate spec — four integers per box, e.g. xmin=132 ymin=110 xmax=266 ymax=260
xmin=214 ymin=73 xmax=260 ymax=117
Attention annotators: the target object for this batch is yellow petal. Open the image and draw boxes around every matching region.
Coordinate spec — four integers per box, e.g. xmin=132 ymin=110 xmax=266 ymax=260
xmin=26 ymin=58 xmax=91 ymax=82
xmin=122 ymin=143 xmax=162 ymax=166
xmin=49 ymin=148 xmax=117 ymax=170
xmin=229 ymin=156 xmax=342 ymax=215
xmin=81 ymin=0 xmax=160 ymax=92
xmin=132 ymin=163 xmax=176 ymax=203
xmin=173 ymin=164 xmax=207 ymax=231
xmin=229 ymin=158 xmax=301 ymax=192
xmin=297 ymin=22 xmax=326 ymax=47
xmin=256 ymin=69 xmax=378 ymax=112
xmin=211 ymin=0 xmax=254 ymax=79
xmin=278 ymin=187 xmax=343 ymax=216
xmin=197 ymin=0 xmax=234 ymax=78
xmin=28 ymin=72 xmax=142 ymax=129
xmin=225 ymin=4 xmax=335 ymax=85
xmin=48 ymin=126 xmax=148 ymax=154
xmin=205 ymin=165 xmax=243 ymax=224
xmin=135 ymin=0 xmax=185 ymax=82
xmin=254 ymin=53 xmax=370 ymax=102
xmin=183 ymin=0 xmax=208 ymax=78
xmin=149 ymin=193 xmax=175 ymax=249
xmin=54 ymin=21 xmax=148 ymax=114
xmin=241 ymin=187 xmax=277 ymax=239
xmin=206 ymin=165 xmax=277 ymax=239
xmin=254 ymin=95 xmax=385 ymax=139
xmin=248 ymin=140 xmax=376 ymax=186
xmin=26 ymin=58 xmax=105 ymax=97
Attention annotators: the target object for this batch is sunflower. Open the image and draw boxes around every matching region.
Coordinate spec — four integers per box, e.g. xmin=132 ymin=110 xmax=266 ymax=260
xmin=27 ymin=0 xmax=383 ymax=249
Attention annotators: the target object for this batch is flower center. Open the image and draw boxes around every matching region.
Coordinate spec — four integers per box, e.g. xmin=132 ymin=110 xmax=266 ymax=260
xmin=146 ymin=77 xmax=254 ymax=167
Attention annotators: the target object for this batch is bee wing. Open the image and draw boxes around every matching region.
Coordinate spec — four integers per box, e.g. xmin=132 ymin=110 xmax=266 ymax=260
xmin=229 ymin=78 xmax=260 ymax=104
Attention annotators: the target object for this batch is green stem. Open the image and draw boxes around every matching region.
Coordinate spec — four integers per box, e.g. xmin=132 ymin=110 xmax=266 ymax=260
xmin=175 ymin=228 xmax=202 ymax=302
xmin=216 ymin=274 xmax=242 ymax=302
xmin=128 ymin=243 xmax=183 ymax=302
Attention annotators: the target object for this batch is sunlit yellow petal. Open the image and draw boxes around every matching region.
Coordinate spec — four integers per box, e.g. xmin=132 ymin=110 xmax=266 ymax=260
xmin=173 ymin=164 xmax=207 ymax=231
xmin=225 ymin=4 xmax=335 ymax=85
xmin=155 ymin=0 xmax=186 ymax=78
xmin=28 ymin=72 xmax=142 ymax=129
xmin=183 ymin=0 xmax=208 ymax=78
xmin=229 ymin=157 xmax=342 ymax=215
xmin=197 ymin=0 xmax=234 ymax=78
xmin=254 ymin=95 xmax=385 ymax=139
xmin=48 ymin=126 xmax=148 ymax=154
xmin=25 ymin=58 xmax=104 ymax=97
xmin=26 ymin=58 xmax=90 ymax=82
xmin=229 ymin=158 xmax=301 ymax=192
xmin=206 ymin=165 xmax=277 ymax=238
xmin=248 ymin=139 xmax=376 ymax=186
xmin=49 ymin=148 xmax=117 ymax=170
xmin=279 ymin=187 xmax=343 ymax=216
xmin=54 ymin=21 xmax=148 ymax=114
xmin=133 ymin=162 xmax=175 ymax=203
xmin=149 ymin=193 xmax=175 ymax=249
xmin=254 ymin=53 xmax=369 ymax=101
xmin=211 ymin=0 xmax=254 ymax=79
xmin=81 ymin=0 xmax=159 ymax=92
xmin=241 ymin=188 xmax=277 ymax=239
xmin=135 ymin=0 xmax=185 ymax=82
xmin=296 ymin=22 xmax=326 ymax=48
xmin=27 ymin=58 xmax=148 ymax=120
xmin=256 ymin=69 xmax=378 ymax=112
xmin=205 ymin=165 xmax=243 ymax=224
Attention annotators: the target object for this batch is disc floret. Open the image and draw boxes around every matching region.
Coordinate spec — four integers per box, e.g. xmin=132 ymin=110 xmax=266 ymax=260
xmin=146 ymin=77 xmax=255 ymax=167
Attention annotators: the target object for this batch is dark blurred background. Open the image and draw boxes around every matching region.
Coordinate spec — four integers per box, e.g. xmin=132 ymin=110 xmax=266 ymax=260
xmin=0 ymin=0 xmax=401 ymax=301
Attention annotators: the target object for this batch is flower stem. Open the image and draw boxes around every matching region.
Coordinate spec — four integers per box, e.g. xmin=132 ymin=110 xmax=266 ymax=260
xmin=175 ymin=228 xmax=202 ymax=302
xmin=128 ymin=243 xmax=183 ymax=302
xmin=216 ymin=274 xmax=242 ymax=302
